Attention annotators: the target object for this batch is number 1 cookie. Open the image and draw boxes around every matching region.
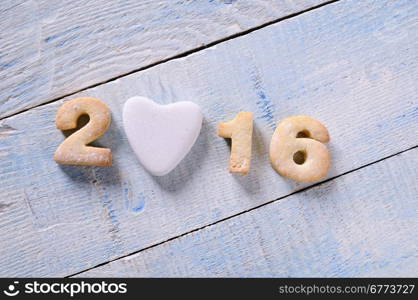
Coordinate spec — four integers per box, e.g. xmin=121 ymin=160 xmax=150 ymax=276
xmin=218 ymin=112 xmax=254 ymax=175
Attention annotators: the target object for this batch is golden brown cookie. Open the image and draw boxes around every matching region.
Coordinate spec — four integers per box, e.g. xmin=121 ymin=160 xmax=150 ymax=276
xmin=270 ymin=116 xmax=330 ymax=182
xmin=54 ymin=97 xmax=112 ymax=167
xmin=218 ymin=112 xmax=253 ymax=175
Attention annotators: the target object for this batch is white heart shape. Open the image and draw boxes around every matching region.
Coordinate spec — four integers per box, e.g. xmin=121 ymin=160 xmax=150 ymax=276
xmin=123 ymin=96 xmax=203 ymax=176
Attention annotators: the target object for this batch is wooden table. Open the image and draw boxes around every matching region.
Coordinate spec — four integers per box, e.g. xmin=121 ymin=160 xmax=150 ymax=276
xmin=0 ymin=0 xmax=417 ymax=277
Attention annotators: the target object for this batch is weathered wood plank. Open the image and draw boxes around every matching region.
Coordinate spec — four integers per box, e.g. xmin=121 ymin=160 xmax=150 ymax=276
xmin=78 ymin=149 xmax=418 ymax=277
xmin=0 ymin=0 xmax=332 ymax=118
xmin=0 ymin=0 xmax=417 ymax=277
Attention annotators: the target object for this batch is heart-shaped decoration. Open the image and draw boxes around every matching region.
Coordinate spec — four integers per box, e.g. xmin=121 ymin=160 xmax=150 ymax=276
xmin=123 ymin=96 xmax=203 ymax=176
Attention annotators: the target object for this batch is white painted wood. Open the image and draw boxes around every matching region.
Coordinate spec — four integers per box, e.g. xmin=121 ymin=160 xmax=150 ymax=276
xmin=78 ymin=149 xmax=418 ymax=277
xmin=0 ymin=0 xmax=330 ymax=118
xmin=0 ymin=0 xmax=417 ymax=277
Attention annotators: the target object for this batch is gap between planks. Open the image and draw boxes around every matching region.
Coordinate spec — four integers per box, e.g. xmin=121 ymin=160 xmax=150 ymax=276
xmin=0 ymin=0 xmax=339 ymax=122
xmin=68 ymin=145 xmax=418 ymax=278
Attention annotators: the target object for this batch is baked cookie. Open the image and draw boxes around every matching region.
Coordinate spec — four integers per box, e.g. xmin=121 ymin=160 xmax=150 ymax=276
xmin=270 ymin=116 xmax=330 ymax=182
xmin=54 ymin=97 xmax=112 ymax=167
xmin=218 ymin=112 xmax=253 ymax=175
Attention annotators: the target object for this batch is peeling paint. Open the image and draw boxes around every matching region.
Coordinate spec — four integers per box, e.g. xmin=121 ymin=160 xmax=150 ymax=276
xmin=0 ymin=124 xmax=17 ymax=139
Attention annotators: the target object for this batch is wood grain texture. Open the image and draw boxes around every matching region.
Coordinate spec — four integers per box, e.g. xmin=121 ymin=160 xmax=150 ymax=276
xmin=0 ymin=0 xmax=417 ymax=277
xmin=78 ymin=149 xmax=418 ymax=277
xmin=0 ymin=0 xmax=331 ymax=118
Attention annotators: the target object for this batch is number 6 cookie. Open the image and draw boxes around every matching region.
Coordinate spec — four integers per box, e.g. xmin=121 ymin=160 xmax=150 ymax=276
xmin=269 ymin=116 xmax=330 ymax=182
xmin=54 ymin=97 xmax=112 ymax=167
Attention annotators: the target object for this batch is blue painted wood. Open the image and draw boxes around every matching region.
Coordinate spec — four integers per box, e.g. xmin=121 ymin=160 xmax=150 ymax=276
xmin=79 ymin=149 xmax=418 ymax=277
xmin=0 ymin=0 xmax=330 ymax=118
xmin=0 ymin=0 xmax=417 ymax=277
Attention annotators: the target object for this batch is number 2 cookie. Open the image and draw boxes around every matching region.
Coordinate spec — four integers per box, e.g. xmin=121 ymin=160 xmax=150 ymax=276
xmin=54 ymin=97 xmax=112 ymax=167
